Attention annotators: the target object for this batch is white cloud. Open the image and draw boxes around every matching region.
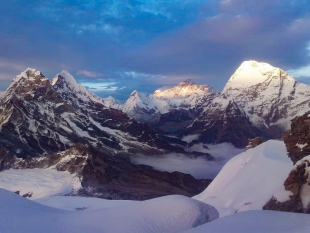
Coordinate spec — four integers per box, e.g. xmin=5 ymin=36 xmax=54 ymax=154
xmin=131 ymin=143 xmax=244 ymax=179
xmin=79 ymin=81 xmax=124 ymax=92
xmin=0 ymin=59 xmax=27 ymax=72
xmin=77 ymin=70 xmax=103 ymax=78
xmin=73 ymin=22 xmax=122 ymax=35
xmin=287 ymin=65 xmax=310 ymax=78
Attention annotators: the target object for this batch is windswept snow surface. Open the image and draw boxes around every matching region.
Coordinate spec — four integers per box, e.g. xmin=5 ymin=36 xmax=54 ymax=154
xmin=0 ymin=168 xmax=80 ymax=200
xmin=0 ymin=188 xmax=218 ymax=233
xmin=193 ymin=140 xmax=293 ymax=217
xmin=36 ymin=196 xmax=136 ymax=211
xmin=183 ymin=210 xmax=310 ymax=233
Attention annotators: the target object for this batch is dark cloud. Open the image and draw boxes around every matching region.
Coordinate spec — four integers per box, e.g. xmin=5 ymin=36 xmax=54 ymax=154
xmin=123 ymin=0 xmax=310 ymax=90
xmin=0 ymin=0 xmax=309 ymax=98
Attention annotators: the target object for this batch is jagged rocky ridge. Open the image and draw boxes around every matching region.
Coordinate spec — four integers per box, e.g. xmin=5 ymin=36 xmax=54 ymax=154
xmin=0 ymin=69 xmax=211 ymax=199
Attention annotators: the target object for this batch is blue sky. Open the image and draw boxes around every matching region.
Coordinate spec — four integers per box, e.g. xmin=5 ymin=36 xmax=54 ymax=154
xmin=1 ymin=0 xmax=310 ymax=99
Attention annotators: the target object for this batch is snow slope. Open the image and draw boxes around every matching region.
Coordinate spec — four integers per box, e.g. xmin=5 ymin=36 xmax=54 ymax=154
xmin=0 ymin=168 xmax=80 ymax=199
xmin=193 ymin=140 xmax=293 ymax=217
xmin=183 ymin=210 xmax=310 ymax=233
xmin=0 ymin=188 xmax=218 ymax=233
xmin=36 ymin=196 xmax=136 ymax=211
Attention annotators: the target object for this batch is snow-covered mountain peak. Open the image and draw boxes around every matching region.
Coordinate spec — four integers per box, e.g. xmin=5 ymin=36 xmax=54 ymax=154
xmin=154 ymin=80 xmax=216 ymax=99
xmin=223 ymin=60 xmax=287 ymax=92
xmin=52 ymin=71 xmax=104 ymax=105
xmin=102 ymin=96 xmax=121 ymax=109
xmin=179 ymin=79 xmax=194 ymax=86
xmin=122 ymin=90 xmax=169 ymax=121
xmin=12 ymin=68 xmax=45 ymax=83
xmin=52 ymin=70 xmax=86 ymax=93
xmin=219 ymin=60 xmax=310 ymax=136
xmin=1 ymin=68 xmax=50 ymax=101
xmin=130 ymin=90 xmax=138 ymax=97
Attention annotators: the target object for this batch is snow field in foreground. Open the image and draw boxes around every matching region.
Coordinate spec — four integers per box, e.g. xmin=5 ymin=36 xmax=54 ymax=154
xmin=183 ymin=210 xmax=310 ymax=233
xmin=0 ymin=188 xmax=218 ymax=233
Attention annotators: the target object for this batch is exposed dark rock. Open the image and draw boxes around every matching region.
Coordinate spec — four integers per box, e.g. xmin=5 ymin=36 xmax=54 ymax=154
xmin=263 ymin=111 xmax=310 ymax=213
xmin=245 ymin=137 xmax=264 ymax=150
xmin=263 ymin=196 xmax=303 ymax=213
xmin=188 ymin=99 xmax=263 ymax=148
xmin=188 ymin=140 xmax=199 ymax=147
xmin=187 ymin=151 xmax=214 ymax=160
xmin=22 ymin=192 xmax=33 ymax=198
xmin=283 ymin=112 xmax=310 ymax=164
xmin=157 ymin=135 xmax=188 ymax=147
xmin=0 ymin=69 xmax=184 ymax=160
xmin=151 ymin=109 xmax=198 ymax=137
xmin=81 ymin=146 xmax=212 ymax=199
xmin=2 ymin=143 xmax=211 ymax=200
xmin=263 ymin=157 xmax=310 ymax=213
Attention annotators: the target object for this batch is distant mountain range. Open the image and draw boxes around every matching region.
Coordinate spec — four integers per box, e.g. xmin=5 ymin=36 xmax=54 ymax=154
xmin=114 ymin=60 xmax=310 ymax=147
xmin=1 ymin=60 xmax=309 ymax=198
xmin=0 ymin=69 xmax=210 ymax=199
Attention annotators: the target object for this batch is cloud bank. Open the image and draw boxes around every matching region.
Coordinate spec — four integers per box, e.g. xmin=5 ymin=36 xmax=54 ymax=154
xmin=130 ymin=143 xmax=244 ymax=179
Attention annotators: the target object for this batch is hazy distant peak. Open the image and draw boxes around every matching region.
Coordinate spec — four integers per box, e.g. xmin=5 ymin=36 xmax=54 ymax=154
xmin=154 ymin=81 xmax=216 ymax=99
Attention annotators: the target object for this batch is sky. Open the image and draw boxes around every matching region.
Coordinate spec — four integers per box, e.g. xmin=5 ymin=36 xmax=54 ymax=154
xmin=0 ymin=0 xmax=310 ymax=100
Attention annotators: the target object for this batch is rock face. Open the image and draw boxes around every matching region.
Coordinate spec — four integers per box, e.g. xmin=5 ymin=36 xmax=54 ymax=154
xmin=264 ymin=112 xmax=310 ymax=213
xmin=1 ymin=143 xmax=211 ymax=200
xmin=151 ymin=108 xmax=197 ymax=136
xmin=187 ymin=97 xmax=262 ymax=148
xmin=245 ymin=137 xmax=264 ymax=150
xmin=0 ymin=68 xmax=210 ymax=199
xmin=283 ymin=112 xmax=310 ymax=164
xmin=1 ymin=143 xmax=89 ymax=175
xmin=263 ymin=156 xmax=310 ymax=213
